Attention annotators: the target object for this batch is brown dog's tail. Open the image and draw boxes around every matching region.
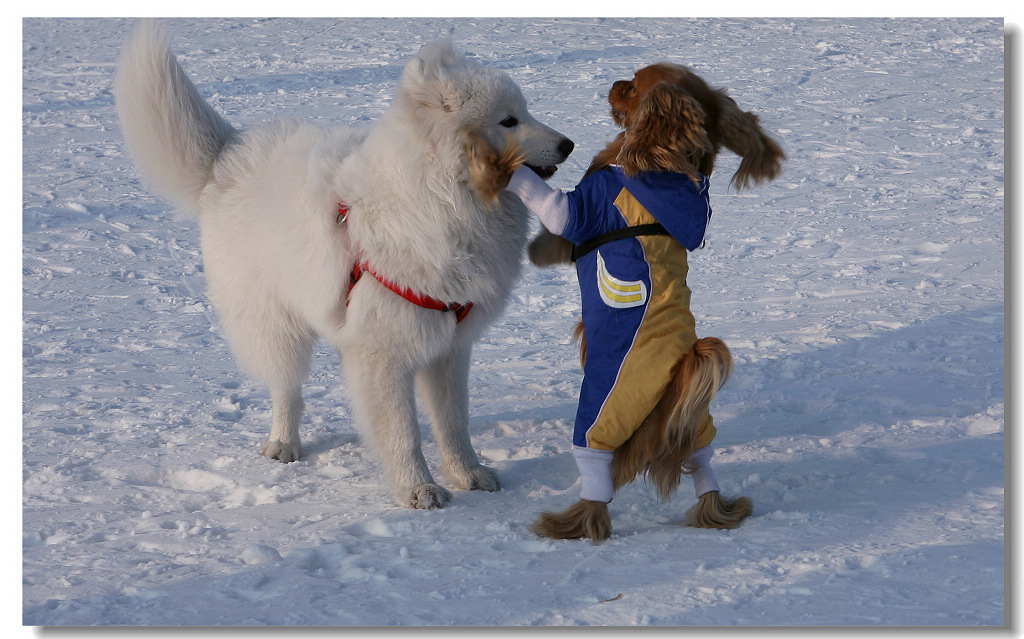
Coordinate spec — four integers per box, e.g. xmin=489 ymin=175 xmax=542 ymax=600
xmin=666 ymin=337 xmax=733 ymax=451
xmin=611 ymin=337 xmax=733 ymax=500
xmin=717 ymin=96 xmax=786 ymax=190
xmin=573 ymin=319 xmax=588 ymax=367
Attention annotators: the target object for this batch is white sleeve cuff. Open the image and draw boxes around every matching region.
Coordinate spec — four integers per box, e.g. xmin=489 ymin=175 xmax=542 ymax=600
xmin=507 ymin=167 xmax=570 ymax=236
xmin=688 ymin=445 xmax=720 ymax=498
xmin=573 ymin=446 xmax=615 ymax=503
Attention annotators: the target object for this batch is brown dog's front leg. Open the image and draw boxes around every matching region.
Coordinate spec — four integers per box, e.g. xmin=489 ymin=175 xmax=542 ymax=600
xmin=527 ymin=228 xmax=575 ymax=267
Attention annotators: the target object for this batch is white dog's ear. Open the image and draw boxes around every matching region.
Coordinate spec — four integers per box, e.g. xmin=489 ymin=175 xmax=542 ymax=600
xmin=402 ymin=39 xmax=469 ymax=113
xmin=414 ymin=39 xmax=465 ymax=74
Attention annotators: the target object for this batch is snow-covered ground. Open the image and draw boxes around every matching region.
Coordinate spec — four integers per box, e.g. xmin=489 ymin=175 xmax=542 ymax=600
xmin=20 ymin=17 xmax=1006 ymax=626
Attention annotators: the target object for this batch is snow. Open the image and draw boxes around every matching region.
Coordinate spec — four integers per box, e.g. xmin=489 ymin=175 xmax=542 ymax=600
xmin=19 ymin=17 xmax=1007 ymax=627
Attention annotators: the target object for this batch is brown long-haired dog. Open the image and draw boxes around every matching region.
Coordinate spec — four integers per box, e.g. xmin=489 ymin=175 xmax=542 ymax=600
xmin=465 ymin=63 xmax=783 ymax=542
xmin=532 ymin=64 xmax=782 ymax=542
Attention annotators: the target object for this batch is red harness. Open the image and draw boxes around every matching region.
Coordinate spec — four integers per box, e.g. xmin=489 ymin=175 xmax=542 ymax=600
xmin=339 ymin=203 xmax=473 ymax=324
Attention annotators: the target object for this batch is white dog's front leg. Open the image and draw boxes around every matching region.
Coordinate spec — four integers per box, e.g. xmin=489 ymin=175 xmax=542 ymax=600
xmin=417 ymin=344 xmax=499 ymax=492
xmin=343 ymin=347 xmax=451 ymax=509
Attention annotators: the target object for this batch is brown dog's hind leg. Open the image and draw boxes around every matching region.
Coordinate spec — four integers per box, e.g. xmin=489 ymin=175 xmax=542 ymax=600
xmin=530 ymin=499 xmax=612 ymax=542
xmin=684 ymin=491 xmax=753 ymax=529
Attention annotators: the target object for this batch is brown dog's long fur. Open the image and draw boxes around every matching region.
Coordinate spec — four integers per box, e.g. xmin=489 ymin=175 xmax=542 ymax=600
xmin=531 ymin=490 xmax=754 ymax=543
xmin=526 ymin=63 xmax=780 ymax=542
xmin=530 ymin=499 xmax=612 ymax=542
xmin=685 ymin=491 xmax=754 ymax=529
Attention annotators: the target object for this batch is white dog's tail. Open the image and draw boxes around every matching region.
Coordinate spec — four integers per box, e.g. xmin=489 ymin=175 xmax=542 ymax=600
xmin=114 ymin=19 xmax=235 ymax=213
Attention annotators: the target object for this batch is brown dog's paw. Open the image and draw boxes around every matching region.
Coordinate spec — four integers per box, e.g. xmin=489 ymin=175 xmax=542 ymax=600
xmin=530 ymin=499 xmax=612 ymax=542
xmin=684 ymin=491 xmax=753 ymax=529
xmin=528 ymin=228 xmax=575 ymax=267
xmin=461 ymin=125 xmax=526 ymax=206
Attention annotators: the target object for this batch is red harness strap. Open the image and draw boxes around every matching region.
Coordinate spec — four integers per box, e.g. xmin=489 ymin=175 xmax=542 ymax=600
xmin=339 ymin=203 xmax=473 ymax=324
xmin=348 ymin=262 xmax=473 ymax=324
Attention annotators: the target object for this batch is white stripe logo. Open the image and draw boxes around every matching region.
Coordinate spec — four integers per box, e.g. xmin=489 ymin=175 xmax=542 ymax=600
xmin=596 ymin=251 xmax=647 ymax=309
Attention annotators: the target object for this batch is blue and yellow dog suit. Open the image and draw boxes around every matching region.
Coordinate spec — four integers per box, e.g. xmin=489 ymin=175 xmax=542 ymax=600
xmin=561 ymin=166 xmax=717 ymax=453
xmin=508 ymin=165 xmax=721 ymax=502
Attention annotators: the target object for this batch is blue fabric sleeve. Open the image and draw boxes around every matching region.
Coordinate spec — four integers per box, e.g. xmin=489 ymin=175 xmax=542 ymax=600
xmin=561 ymin=170 xmax=626 ymax=245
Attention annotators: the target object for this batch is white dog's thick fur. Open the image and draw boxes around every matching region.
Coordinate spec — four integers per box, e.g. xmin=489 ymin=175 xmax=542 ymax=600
xmin=114 ymin=20 xmax=573 ymax=509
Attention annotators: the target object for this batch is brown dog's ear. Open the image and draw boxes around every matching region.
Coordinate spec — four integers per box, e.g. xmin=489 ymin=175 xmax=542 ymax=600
xmin=716 ymin=94 xmax=786 ymax=189
xmin=582 ymin=132 xmax=625 ymax=179
xmin=617 ymin=81 xmax=714 ymax=182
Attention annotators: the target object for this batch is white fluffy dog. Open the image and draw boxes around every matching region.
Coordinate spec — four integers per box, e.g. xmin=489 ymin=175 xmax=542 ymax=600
xmin=114 ymin=20 xmax=573 ymax=508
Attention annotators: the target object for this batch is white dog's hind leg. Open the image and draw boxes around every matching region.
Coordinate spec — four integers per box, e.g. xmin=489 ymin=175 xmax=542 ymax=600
xmin=418 ymin=345 xmax=499 ymax=492
xmin=343 ymin=350 xmax=452 ymax=509
xmin=212 ymin=297 xmax=315 ymax=464
xmin=260 ymin=384 xmax=304 ymax=463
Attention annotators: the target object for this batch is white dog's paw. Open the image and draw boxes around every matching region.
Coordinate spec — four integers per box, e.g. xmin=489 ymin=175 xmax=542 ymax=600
xmin=401 ymin=483 xmax=453 ymax=509
xmin=448 ymin=465 xmax=501 ymax=492
xmin=261 ymin=439 xmax=300 ymax=463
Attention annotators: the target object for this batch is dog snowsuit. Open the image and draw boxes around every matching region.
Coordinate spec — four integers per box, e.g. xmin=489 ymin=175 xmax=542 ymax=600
xmin=508 ymin=165 xmax=722 ymax=503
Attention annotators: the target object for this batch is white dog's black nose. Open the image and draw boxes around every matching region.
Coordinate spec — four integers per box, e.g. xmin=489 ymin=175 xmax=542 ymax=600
xmin=558 ymin=138 xmax=575 ymax=160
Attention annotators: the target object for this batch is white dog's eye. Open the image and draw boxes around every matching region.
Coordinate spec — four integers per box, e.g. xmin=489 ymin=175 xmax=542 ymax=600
xmin=499 ymin=116 xmax=519 ymax=128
